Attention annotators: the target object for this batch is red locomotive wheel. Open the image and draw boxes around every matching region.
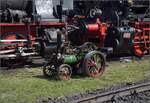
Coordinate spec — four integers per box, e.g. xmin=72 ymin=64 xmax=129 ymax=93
xmin=0 ymin=32 xmax=27 ymax=49
xmin=83 ymin=51 xmax=105 ymax=78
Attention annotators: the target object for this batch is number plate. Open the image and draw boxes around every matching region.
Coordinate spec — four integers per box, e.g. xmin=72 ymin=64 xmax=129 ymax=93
xmin=123 ymin=33 xmax=131 ymax=38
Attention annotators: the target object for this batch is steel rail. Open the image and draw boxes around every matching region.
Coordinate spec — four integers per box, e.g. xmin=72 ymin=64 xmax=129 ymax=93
xmin=71 ymin=82 xmax=150 ymax=103
xmin=0 ymin=39 xmax=28 ymax=42
xmin=0 ymin=52 xmax=36 ymax=58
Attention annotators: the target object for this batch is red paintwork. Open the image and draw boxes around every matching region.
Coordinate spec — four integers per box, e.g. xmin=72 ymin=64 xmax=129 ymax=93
xmin=133 ymin=22 xmax=150 ymax=56
xmin=2 ymin=34 xmax=25 ymax=49
xmin=0 ymin=22 xmax=65 ymax=50
xmin=87 ymin=19 xmax=107 ymax=47
xmin=87 ymin=24 xmax=99 ymax=31
xmin=0 ymin=22 xmax=65 ymax=35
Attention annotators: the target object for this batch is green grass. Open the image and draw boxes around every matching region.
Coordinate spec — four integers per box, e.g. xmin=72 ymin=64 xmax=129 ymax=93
xmin=0 ymin=59 xmax=150 ymax=103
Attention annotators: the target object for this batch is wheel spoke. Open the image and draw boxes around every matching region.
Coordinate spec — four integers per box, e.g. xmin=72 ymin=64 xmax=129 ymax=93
xmin=92 ymin=54 xmax=96 ymax=62
xmin=89 ymin=67 xmax=99 ymax=75
xmin=43 ymin=64 xmax=55 ymax=77
xmin=87 ymin=59 xmax=96 ymax=67
xmin=96 ymin=55 xmax=101 ymax=62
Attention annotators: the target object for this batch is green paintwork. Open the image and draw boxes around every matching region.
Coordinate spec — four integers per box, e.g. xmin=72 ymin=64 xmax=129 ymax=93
xmin=64 ymin=55 xmax=77 ymax=64
xmin=64 ymin=54 xmax=84 ymax=64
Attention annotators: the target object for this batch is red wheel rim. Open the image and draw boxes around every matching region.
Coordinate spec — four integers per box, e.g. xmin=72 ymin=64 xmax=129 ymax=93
xmin=85 ymin=53 xmax=105 ymax=78
xmin=1 ymin=33 xmax=25 ymax=49
xmin=58 ymin=64 xmax=72 ymax=80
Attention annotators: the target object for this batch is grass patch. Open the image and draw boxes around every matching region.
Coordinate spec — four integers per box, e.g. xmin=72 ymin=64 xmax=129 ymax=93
xmin=0 ymin=59 xmax=150 ymax=103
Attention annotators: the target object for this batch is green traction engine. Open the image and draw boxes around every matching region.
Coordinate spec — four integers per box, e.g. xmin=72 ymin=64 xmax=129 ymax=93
xmin=40 ymin=29 xmax=105 ymax=80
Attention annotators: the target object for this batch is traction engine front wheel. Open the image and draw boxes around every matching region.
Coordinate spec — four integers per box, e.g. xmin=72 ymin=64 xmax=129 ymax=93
xmin=57 ymin=64 xmax=72 ymax=80
xmin=43 ymin=63 xmax=56 ymax=77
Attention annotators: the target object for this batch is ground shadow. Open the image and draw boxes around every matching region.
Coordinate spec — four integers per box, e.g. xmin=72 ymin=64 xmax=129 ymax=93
xmin=33 ymin=73 xmax=88 ymax=81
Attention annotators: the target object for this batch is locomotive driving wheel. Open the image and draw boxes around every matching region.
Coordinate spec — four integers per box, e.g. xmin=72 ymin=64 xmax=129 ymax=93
xmin=83 ymin=51 xmax=105 ymax=78
xmin=0 ymin=32 xmax=29 ymax=67
xmin=43 ymin=63 xmax=56 ymax=77
xmin=57 ymin=64 xmax=72 ymax=80
xmin=0 ymin=32 xmax=27 ymax=49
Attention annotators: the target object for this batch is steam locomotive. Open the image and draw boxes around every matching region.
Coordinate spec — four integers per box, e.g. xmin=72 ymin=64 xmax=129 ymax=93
xmin=67 ymin=0 xmax=150 ymax=57
xmin=0 ymin=0 xmax=65 ymax=66
xmin=0 ymin=0 xmax=149 ymax=80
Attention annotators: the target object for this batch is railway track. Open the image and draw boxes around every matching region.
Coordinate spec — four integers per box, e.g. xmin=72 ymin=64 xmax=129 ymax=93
xmin=71 ymin=81 xmax=150 ymax=103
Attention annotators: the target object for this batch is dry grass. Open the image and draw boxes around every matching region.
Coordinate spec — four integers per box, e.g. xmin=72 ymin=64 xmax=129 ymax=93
xmin=0 ymin=58 xmax=149 ymax=103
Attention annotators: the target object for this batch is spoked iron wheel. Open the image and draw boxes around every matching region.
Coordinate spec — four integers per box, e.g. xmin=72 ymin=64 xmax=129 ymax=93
xmin=83 ymin=51 xmax=105 ymax=78
xmin=57 ymin=64 xmax=72 ymax=80
xmin=43 ymin=63 xmax=56 ymax=77
xmin=83 ymin=42 xmax=97 ymax=51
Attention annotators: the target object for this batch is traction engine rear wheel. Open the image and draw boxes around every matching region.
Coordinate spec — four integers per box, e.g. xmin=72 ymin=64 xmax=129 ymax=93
xmin=83 ymin=51 xmax=105 ymax=78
